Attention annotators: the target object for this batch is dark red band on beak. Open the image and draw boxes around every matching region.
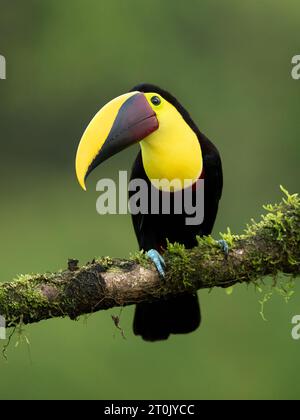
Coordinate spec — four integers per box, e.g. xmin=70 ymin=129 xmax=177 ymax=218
xmin=86 ymin=93 xmax=159 ymax=178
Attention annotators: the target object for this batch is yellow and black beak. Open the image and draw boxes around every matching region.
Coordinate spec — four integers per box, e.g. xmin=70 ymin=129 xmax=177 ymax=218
xmin=75 ymin=91 xmax=159 ymax=190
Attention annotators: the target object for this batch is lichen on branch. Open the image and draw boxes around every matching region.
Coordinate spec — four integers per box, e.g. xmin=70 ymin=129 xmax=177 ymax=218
xmin=0 ymin=187 xmax=299 ymax=327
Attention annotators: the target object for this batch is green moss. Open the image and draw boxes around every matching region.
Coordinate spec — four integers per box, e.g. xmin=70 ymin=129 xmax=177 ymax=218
xmin=97 ymin=256 xmax=113 ymax=269
xmin=220 ymin=227 xmax=236 ymax=248
xmin=130 ymin=250 xmax=150 ymax=268
xmin=258 ymin=289 xmax=273 ymax=321
xmin=165 ymin=241 xmax=196 ymax=288
xmin=196 ymin=235 xmax=220 ymax=259
xmin=225 ymin=286 xmax=234 ymax=295
xmin=243 ymin=188 xmax=300 ymax=278
xmin=255 ymin=274 xmax=296 ymax=321
xmin=0 ymin=273 xmax=63 ymax=326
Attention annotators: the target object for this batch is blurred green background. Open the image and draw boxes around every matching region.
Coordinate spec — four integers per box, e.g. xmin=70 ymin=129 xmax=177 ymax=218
xmin=0 ymin=0 xmax=300 ymax=400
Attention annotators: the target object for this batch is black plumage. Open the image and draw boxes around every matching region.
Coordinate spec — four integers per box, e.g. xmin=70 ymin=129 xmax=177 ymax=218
xmin=129 ymin=84 xmax=223 ymax=341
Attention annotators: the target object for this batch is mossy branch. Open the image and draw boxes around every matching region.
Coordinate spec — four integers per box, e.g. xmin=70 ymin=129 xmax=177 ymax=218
xmin=0 ymin=187 xmax=299 ymax=327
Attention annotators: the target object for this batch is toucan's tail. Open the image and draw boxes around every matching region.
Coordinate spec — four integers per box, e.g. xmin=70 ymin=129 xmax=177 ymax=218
xmin=133 ymin=293 xmax=201 ymax=341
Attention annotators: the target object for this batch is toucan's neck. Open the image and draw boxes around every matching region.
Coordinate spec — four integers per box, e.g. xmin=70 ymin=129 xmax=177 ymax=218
xmin=140 ymin=116 xmax=203 ymax=192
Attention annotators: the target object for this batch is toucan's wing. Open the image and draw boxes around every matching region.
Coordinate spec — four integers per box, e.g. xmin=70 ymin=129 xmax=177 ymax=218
xmin=199 ymin=133 xmax=223 ymax=235
xmin=129 ymin=151 xmax=158 ymax=250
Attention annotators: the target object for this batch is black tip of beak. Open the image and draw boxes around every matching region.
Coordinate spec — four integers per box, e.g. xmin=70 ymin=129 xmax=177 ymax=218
xmin=86 ymin=93 xmax=158 ymax=178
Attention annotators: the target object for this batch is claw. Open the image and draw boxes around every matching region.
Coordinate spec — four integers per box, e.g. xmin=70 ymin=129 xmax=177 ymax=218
xmin=147 ymin=249 xmax=166 ymax=277
xmin=217 ymin=239 xmax=229 ymax=256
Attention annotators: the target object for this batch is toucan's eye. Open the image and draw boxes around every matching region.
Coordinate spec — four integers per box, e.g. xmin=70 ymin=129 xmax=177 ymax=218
xmin=151 ymin=96 xmax=161 ymax=106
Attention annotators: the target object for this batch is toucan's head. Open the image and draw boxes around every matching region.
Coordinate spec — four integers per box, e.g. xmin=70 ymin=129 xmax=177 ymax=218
xmin=76 ymin=84 xmax=202 ymax=191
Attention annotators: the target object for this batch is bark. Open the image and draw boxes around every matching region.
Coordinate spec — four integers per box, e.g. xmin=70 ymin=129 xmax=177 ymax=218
xmin=0 ymin=187 xmax=299 ymax=326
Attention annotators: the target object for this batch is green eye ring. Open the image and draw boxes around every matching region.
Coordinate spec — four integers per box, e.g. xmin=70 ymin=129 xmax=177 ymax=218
xmin=151 ymin=96 xmax=161 ymax=106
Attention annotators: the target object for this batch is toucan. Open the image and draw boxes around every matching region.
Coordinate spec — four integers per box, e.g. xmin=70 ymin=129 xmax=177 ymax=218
xmin=75 ymin=83 xmax=223 ymax=341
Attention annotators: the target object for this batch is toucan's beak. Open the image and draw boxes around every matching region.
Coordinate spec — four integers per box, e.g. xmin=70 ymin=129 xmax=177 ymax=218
xmin=75 ymin=91 xmax=159 ymax=190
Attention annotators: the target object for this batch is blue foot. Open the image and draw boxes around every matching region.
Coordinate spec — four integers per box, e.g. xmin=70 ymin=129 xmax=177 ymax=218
xmin=147 ymin=249 xmax=166 ymax=277
xmin=217 ymin=239 xmax=229 ymax=256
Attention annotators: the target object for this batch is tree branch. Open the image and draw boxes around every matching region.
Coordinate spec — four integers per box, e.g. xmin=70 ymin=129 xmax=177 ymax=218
xmin=0 ymin=187 xmax=299 ymax=327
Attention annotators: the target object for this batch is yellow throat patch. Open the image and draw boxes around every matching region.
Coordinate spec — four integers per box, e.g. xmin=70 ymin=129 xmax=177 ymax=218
xmin=140 ymin=93 xmax=203 ymax=192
